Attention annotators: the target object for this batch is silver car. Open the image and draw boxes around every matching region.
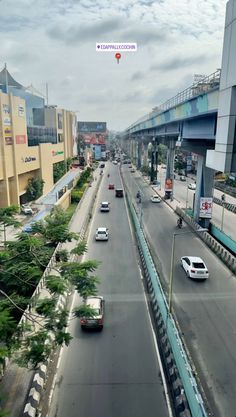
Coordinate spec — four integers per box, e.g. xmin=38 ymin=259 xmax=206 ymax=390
xmin=95 ymin=227 xmax=109 ymax=241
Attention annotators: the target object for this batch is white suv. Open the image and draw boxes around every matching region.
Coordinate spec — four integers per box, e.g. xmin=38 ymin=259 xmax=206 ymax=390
xmin=21 ymin=204 xmax=33 ymax=215
xmin=95 ymin=227 xmax=109 ymax=241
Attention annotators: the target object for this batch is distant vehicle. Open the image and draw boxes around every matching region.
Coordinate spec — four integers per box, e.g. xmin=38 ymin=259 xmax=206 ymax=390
xmin=112 ymin=160 xmax=118 ymax=165
xmin=151 ymin=195 xmax=161 ymax=203
xmin=115 ymin=188 xmax=124 ymax=198
xmin=123 ymin=160 xmax=128 ymax=164
xmin=151 ymin=180 xmax=160 ymax=186
xmin=181 ymin=256 xmax=209 ymax=279
xmin=179 ymin=176 xmax=186 ymax=181
xmin=21 ymin=204 xmax=33 ymax=215
xmin=108 ymin=184 xmax=115 ymax=190
xmin=95 ymin=227 xmax=109 ymax=241
xmin=130 ymin=168 xmax=135 ymax=173
xmin=162 ymin=164 xmax=167 ymax=169
xmin=99 ymin=163 xmax=105 ymax=168
xmin=188 ymin=183 xmax=196 ymax=190
xmin=80 ymin=296 xmax=105 ymax=330
xmin=100 ymin=202 xmax=110 ymax=212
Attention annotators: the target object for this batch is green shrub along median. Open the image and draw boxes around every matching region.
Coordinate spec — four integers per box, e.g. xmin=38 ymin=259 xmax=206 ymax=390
xmin=71 ymin=168 xmax=92 ymax=203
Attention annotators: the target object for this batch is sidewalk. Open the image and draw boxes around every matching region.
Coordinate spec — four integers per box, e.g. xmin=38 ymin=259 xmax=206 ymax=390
xmin=0 ymin=174 xmax=99 ymax=417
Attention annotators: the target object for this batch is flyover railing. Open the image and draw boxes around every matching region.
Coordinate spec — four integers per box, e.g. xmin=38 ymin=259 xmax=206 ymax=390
xmin=128 ymin=69 xmax=221 ymax=131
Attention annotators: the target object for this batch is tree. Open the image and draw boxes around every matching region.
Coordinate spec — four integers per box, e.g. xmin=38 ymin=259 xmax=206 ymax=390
xmin=25 ymin=177 xmax=44 ymax=202
xmin=0 ymin=206 xmax=100 ymax=369
xmin=0 ymin=206 xmax=21 ymax=247
xmin=31 ymin=207 xmax=78 ymax=246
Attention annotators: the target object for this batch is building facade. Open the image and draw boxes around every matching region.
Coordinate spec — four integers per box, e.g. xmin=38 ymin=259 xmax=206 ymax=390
xmin=0 ymin=66 xmax=77 ymax=207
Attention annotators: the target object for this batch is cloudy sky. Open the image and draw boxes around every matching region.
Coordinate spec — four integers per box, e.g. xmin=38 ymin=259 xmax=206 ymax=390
xmin=0 ymin=0 xmax=227 ymax=130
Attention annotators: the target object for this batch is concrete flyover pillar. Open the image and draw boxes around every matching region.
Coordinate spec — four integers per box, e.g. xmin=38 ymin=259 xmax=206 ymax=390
xmin=206 ymin=0 xmax=236 ymax=172
xmin=137 ymin=141 xmax=142 ymax=169
xmin=193 ymin=153 xmax=214 ymax=228
xmin=165 ymin=138 xmax=176 ymax=199
xmin=142 ymin=142 xmax=148 ymax=168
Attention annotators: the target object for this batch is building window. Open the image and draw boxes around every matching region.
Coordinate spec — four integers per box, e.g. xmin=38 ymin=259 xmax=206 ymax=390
xmin=58 ymin=133 xmax=63 ymax=143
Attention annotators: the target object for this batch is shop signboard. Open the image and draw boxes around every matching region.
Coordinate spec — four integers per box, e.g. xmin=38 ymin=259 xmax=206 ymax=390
xmin=16 ymin=135 xmax=26 ymax=144
xmin=18 ymin=105 xmax=25 ymax=117
xmin=4 ymin=127 xmax=12 ymax=145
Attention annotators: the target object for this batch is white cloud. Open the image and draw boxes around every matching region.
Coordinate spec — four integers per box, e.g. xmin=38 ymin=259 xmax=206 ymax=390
xmin=0 ymin=0 xmax=227 ymax=130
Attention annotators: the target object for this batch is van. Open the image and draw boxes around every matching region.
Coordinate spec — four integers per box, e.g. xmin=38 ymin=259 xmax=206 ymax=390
xmin=115 ymin=188 xmax=124 ymax=198
xmin=80 ymin=296 xmax=105 ymax=330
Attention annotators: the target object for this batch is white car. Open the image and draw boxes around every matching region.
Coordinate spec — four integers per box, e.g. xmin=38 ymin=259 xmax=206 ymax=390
xmin=188 ymin=183 xmax=196 ymax=190
xmin=100 ymin=202 xmax=110 ymax=212
xmin=151 ymin=195 xmax=161 ymax=203
xmin=181 ymin=256 xmax=209 ymax=279
xmin=95 ymin=227 xmax=109 ymax=241
xmin=112 ymin=160 xmax=118 ymax=165
xmin=21 ymin=204 xmax=33 ymax=215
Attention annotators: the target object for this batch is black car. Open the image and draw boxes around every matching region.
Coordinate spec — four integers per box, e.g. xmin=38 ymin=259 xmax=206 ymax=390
xmin=115 ymin=189 xmax=124 ymax=197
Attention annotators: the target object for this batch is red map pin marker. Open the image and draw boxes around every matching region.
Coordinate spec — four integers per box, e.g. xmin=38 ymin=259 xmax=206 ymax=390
xmin=115 ymin=53 xmax=121 ymax=64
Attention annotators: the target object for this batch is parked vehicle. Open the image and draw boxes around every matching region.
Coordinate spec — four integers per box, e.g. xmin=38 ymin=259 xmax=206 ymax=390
xmin=21 ymin=204 xmax=33 ymax=215
xmin=80 ymin=296 xmax=105 ymax=330
xmin=179 ymin=176 xmax=186 ymax=181
xmin=108 ymin=184 xmax=115 ymax=190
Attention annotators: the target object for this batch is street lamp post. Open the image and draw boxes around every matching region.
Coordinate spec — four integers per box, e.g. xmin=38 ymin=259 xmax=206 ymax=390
xmin=221 ymin=202 xmax=225 ymax=231
xmin=168 ymin=228 xmax=208 ymax=315
xmin=186 ymin=183 xmax=189 ymax=210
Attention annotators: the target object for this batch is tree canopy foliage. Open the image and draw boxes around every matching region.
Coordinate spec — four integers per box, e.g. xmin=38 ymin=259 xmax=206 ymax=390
xmin=0 ymin=205 xmax=100 ymax=369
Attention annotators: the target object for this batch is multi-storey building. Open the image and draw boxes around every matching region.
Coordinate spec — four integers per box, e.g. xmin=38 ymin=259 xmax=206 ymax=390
xmin=0 ymin=65 xmax=77 ymax=207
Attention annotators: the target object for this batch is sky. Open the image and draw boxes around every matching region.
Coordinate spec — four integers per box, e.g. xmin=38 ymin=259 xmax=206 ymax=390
xmin=0 ymin=0 xmax=228 ymax=131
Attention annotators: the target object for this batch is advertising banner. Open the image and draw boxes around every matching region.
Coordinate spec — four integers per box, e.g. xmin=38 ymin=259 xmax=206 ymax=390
xmin=199 ymin=197 xmax=213 ymax=218
xmin=78 ymin=121 xmax=106 ymax=133
xmin=94 ymin=145 xmax=102 ymax=160
xmin=18 ymin=105 xmax=25 ymax=117
xmin=16 ymin=135 xmax=26 ymax=144
xmin=165 ymin=178 xmax=173 ymax=191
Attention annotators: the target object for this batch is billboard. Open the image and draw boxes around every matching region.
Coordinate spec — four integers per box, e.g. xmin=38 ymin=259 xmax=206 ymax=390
xmin=94 ymin=145 xmax=102 ymax=160
xmin=165 ymin=178 xmax=173 ymax=191
xmin=199 ymin=197 xmax=213 ymax=218
xmin=78 ymin=121 xmax=106 ymax=133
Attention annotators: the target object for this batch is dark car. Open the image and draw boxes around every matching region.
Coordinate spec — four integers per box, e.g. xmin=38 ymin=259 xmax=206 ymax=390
xmin=115 ymin=188 xmax=124 ymax=197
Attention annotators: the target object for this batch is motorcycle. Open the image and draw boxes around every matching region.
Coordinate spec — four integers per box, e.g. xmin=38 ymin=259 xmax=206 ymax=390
xmin=177 ymin=218 xmax=183 ymax=229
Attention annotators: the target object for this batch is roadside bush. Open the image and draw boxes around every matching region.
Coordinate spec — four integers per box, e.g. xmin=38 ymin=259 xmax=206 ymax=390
xmin=71 ymin=189 xmax=83 ymax=203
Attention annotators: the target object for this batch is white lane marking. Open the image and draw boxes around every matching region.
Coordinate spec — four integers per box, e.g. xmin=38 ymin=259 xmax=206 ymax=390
xmin=120 ymin=169 xmax=173 ymax=417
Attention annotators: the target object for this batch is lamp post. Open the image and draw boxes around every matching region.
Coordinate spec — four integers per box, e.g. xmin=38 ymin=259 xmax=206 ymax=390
xmin=221 ymin=203 xmax=225 ymax=231
xmin=168 ymin=228 xmax=208 ymax=315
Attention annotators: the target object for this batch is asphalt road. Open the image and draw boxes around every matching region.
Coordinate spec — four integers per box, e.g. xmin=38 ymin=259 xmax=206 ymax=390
xmin=123 ymin=165 xmax=236 ymax=417
xmin=47 ymin=162 xmax=171 ymax=417
xmin=173 ymin=175 xmax=236 ymax=240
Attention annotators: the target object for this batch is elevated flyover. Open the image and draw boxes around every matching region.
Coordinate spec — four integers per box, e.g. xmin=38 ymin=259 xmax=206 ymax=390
xmin=123 ymin=0 xmax=236 ymax=227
